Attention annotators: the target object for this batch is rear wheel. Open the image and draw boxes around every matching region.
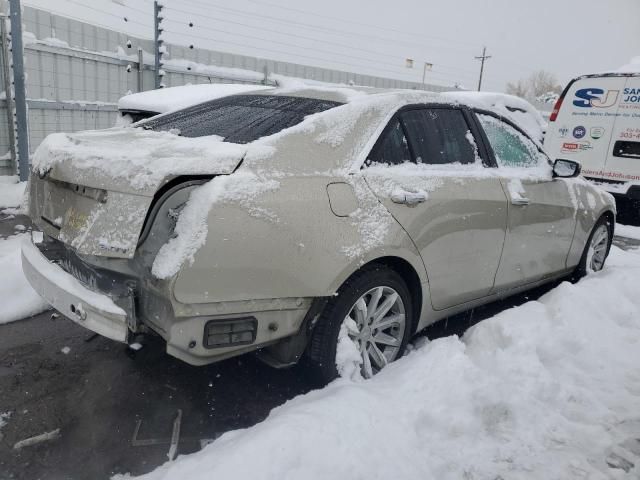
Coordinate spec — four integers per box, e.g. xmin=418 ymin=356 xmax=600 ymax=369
xmin=308 ymin=265 xmax=414 ymax=383
xmin=574 ymin=216 xmax=612 ymax=279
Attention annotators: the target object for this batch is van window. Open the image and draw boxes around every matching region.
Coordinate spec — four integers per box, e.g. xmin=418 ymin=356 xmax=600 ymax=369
xmin=141 ymin=94 xmax=343 ymax=144
xmin=613 ymin=140 xmax=640 ymax=159
xmin=400 ymin=108 xmax=477 ymax=165
xmin=367 ymin=119 xmax=412 ymax=166
xmin=477 ymin=114 xmax=545 ymax=168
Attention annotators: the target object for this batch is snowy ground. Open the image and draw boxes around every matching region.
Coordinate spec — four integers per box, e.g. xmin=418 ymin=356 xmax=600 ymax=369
xmin=127 ymin=244 xmax=640 ymax=480
xmin=0 ymin=232 xmax=49 ymax=324
xmin=0 ymin=176 xmax=26 ymax=209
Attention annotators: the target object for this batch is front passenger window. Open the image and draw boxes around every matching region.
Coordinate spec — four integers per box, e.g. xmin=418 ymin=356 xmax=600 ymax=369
xmin=477 ymin=113 xmax=545 ymax=168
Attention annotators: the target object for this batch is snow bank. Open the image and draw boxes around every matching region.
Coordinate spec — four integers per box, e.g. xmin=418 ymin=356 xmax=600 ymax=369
xmin=0 ymin=176 xmax=26 ymax=209
xmin=616 ymin=223 xmax=640 ymax=240
xmin=117 ymin=84 xmax=273 ymax=114
xmin=0 ymin=234 xmax=49 ymax=324
xmin=126 ymin=245 xmax=640 ymax=480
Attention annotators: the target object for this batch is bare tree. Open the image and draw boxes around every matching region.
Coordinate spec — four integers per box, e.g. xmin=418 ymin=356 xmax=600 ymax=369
xmin=505 ymin=70 xmax=562 ymax=101
xmin=506 ymin=79 xmax=529 ymax=99
xmin=528 ymin=70 xmax=562 ymax=98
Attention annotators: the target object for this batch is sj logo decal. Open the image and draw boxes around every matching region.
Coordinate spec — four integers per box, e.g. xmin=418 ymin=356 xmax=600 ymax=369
xmin=573 ymin=88 xmax=619 ymax=108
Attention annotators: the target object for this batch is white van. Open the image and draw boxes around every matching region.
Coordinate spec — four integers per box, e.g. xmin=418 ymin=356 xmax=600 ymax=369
xmin=545 ymin=69 xmax=640 ymax=212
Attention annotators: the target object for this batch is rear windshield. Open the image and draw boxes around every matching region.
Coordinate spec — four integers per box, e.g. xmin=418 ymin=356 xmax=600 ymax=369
xmin=140 ymin=94 xmax=343 ymax=144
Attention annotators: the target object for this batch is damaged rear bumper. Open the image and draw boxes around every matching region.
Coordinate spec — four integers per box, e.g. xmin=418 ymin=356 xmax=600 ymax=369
xmin=21 ymin=239 xmax=129 ymax=342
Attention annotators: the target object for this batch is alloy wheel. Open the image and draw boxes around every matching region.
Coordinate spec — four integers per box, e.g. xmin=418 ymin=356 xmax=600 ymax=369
xmin=342 ymin=286 xmax=407 ymax=378
xmin=586 ymin=224 xmax=609 ymax=273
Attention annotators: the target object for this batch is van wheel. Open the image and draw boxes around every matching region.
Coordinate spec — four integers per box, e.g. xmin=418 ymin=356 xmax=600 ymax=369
xmin=308 ymin=264 xmax=413 ymax=383
xmin=574 ymin=215 xmax=612 ymax=279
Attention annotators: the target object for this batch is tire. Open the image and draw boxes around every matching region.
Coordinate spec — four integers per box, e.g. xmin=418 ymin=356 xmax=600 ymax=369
xmin=308 ymin=264 xmax=414 ymax=383
xmin=573 ymin=215 xmax=613 ymax=280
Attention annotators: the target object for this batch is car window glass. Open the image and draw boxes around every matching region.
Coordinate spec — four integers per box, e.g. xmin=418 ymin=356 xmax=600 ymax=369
xmin=141 ymin=95 xmax=343 ymax=144
xmin=367 ymin=118 xmax=412 ymax=166
xmin=400 ymin=109 xmax=478 ymax=165
xmin=477 ymin=113 xmax=544 ymax=168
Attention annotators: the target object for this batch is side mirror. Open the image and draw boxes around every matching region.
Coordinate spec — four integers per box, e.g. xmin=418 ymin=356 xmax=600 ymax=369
xmin=553 ymin=159 xmax=581 ymax=178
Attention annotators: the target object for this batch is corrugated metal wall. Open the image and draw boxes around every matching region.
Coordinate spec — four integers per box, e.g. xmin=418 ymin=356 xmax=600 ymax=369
xmin=0 ymin=4 xmax=447 ymax=174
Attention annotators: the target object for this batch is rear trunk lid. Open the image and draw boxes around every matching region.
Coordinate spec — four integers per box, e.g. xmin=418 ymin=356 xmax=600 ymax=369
xmin=30 ymin=128 xmax=249 ymax=258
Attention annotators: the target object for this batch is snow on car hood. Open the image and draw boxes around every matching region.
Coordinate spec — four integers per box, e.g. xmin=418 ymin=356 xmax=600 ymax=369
xmin=31 ymin=127 xmax=272 ymax=195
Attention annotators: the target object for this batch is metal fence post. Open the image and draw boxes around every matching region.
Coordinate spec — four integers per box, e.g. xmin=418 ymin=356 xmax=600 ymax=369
xmin=137 ymin=47 xmax=143 ymax=92
xmin=153 ymin=1 xmax=164 ymax=89
xmin=9 ymin=0 xmax=28 ymax=181
xmin=0 ymin=14 xmax=16 ymax=174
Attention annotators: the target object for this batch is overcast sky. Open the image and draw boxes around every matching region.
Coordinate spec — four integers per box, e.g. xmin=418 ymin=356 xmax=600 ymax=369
xmin=25 ymin=0 xmax=640 ymax=91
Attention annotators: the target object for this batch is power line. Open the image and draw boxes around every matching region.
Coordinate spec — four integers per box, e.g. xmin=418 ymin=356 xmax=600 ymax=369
xmin=161 ymin=28 xmax=467 ymax=86
xmin=245 ymin=0 xmax=479 ymax=50
xmin=164 ymin=5 xmax=476 ymax=76
xmin=165 ymin=5 xmax=480 ymax=79
xmin=179 ymin=0 xmax=479 ymax=57
xmin=23 ymin=0 xmax=152 ymax=38
xmin=59 ymin=0 xmax=150 ymax=28
xmin=242 ymin=0 xmax=548 ymax=80
xmin=162 ymin=16 xmax=478 ymax=83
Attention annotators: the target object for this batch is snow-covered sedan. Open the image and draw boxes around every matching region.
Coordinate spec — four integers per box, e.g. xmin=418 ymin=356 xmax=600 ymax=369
xmin=22 ymin=87 xmax=615 ymax=381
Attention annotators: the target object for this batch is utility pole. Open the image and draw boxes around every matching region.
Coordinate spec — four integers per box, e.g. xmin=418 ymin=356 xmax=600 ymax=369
xmin=474 ymin=46 xmax=491 ymax=92
xmin=153 ymin=1 xmax=165 ymax=89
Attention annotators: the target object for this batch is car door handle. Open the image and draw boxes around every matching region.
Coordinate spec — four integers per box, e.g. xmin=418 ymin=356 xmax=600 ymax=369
xmin=390 ymin=190 xmax=427 ymax=205
xmin=511 ymin=197 xmax=530 ymax=206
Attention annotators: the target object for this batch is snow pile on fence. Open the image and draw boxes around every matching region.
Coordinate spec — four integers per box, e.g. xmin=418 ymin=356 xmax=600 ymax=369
xmin=0 ymin=234 xmax=48 ymax=324
xmin=126 ymin=245 xmax=640 ymax=480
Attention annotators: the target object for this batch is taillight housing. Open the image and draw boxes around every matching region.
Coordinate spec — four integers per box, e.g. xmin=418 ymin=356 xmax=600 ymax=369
xmin=549 ymin=95 xmax=564 ymax=122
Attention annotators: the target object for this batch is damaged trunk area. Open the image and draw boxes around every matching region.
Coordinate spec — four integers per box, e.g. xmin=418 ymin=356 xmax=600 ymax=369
xmin=26 ymin=171 xmax=221 ymax=343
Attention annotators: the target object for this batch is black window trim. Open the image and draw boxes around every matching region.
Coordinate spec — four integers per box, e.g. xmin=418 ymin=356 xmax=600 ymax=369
xmin=364 ymin=103 xmax=497 ymax=169
xmin=472 ymin=108 xmax=552 ymax=167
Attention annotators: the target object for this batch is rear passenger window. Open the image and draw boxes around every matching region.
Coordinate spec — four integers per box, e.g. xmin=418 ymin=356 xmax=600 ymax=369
xmin=477 ymin=113 xmax=545 ymax=168
xmin=400 ymin=108 xmax=478 ymax=165
xmin=367 ymin=119 xmax=412 ymax=166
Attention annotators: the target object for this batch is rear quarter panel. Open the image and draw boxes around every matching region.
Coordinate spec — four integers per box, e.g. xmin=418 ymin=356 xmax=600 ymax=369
xmin=171 ymin=174 xmax=427 ymax=305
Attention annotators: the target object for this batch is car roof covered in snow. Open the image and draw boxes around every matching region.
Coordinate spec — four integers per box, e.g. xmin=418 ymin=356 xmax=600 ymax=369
xmin=440 ymin=91 xmax=547 ymax=141
xmin=117 ymin=83 xmax=274 ymax=114
xmin=235 ymin=86 xmax=546 ymax=142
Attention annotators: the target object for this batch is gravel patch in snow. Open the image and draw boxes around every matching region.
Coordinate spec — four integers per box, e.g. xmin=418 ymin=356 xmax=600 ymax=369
xmin=123 ymin=245 xmax=640 ymax=480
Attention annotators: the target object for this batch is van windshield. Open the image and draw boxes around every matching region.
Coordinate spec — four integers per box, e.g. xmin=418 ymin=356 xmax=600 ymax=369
xmin=140 ymin=94 xmax=343 ymax=144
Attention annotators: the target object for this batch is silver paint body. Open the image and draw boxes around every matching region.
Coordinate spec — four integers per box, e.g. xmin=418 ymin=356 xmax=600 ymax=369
xmin=23 ymin=87 xmax=616 ymax=366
